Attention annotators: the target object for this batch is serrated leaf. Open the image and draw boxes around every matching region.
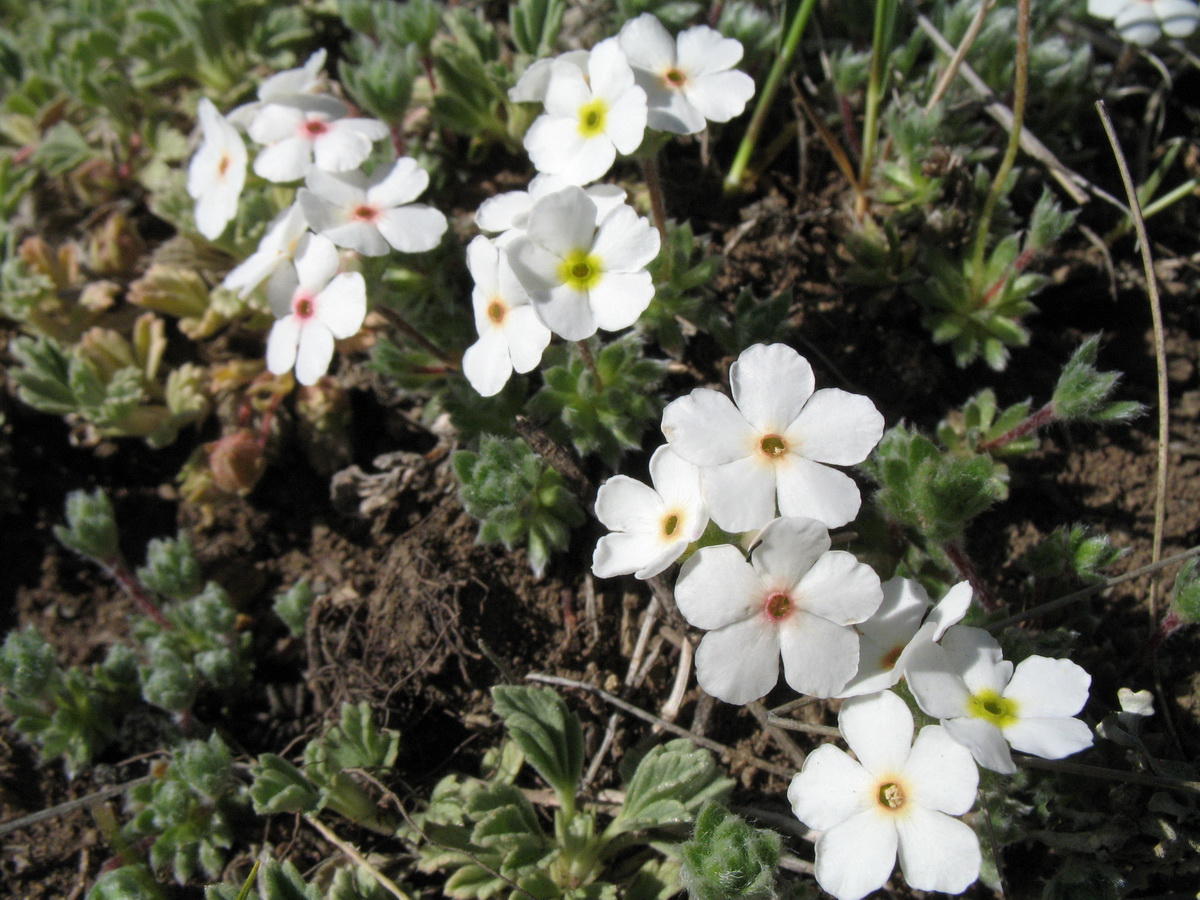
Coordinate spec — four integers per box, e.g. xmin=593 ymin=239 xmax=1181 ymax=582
xmin=491 ymin=685 xmax=582 ymax=798
xmin=612 ymin=739 xmax=733 ymax=833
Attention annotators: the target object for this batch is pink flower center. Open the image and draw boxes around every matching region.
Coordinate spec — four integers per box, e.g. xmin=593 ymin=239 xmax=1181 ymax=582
xmin=663 ymin=67 xmax=687 ymax=88
xmin=293 ymin=293 xmax=316 ymax=319
xmin=764 ymin=591 xmax=792 ymax=620
xmin=352 ymin=204 xmax=380 ymax=222
xmin=302 ymin=117 xmax=330 ymax=138
xmin=881 ymin=645 xmax=903 ymax=671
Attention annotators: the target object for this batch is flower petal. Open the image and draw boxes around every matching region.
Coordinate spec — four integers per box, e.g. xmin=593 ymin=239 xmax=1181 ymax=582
xmin=748 ymin=516 xmax=830 ymax=593
xmin=778 ymin=612 xmax=860 ymax=698
xmin=503 ymin=307 xmax=551 ymax=373
xmin=1004 ymin=716 xmax=1094 ymax=761
xmin=1004 ymin=656 xmax=1091 ymax=718
xmin=462 ymin=330 xmax=513 ymax=398
xmin=254 ymin=137 xmax=313 ymax=182
xmin=295 ymin=233 xmax=340 ymax=292
xmin=591 ymin=204 xmax=660 ymax=272
xmin=729 ymin=343 xmax=814 ymax=432
xmin=702 ymin=454 xmax=778 ymax=533
xmin=265 ymin=316 xmax=301 ymax=376
xmin=294 ymin=321 xmax=335 ymax=385
xmin=604 ymin=85 xmax=648 ymax=155
xmin=684 ymin=69 xmax=756 ymax=123
xmin=588 ymin=270 xmax=654 ymax=332
xmin=775 ymin=456 xmax=863 ymax=529
xmin=367 ymin=157 xmax=429 ymax=207
xmin=815 ymin=811 xmax=898 ymax=900
xmin=694 ymin=615 xmax=780 ymax=704
xmin=903 ymin=724 xmax=979 ymax=815
xmin=375 ymin=205 xmax=448 ymax=253
xmin=786 ymin=388 xmax=884 ymax=465
xmin=839 ymin=690 xmax=914 ymax=775
xmin=531 ymin=284 xmax=596 ymax=340
xmin=314 ymin=272 xmax=367 ymax=339
xmin=662 ymin=388 xmax=756 ymax=466
xmin=594 ymin=475 xmax=664 ymax=533
xmin=793 ymin=549 xmax=883 ymax=626
xmin=906 ymin=641 xmax=972 ymax=720
xmin=788 ymin=744 xmax=872 ymax=832
xmin=895 ymin=806 xmax=981 ymax=895
xmin=675 ymin=544 xmax=762 ymax=630
xmin=942 ymin=716 xmax=1015 ymax=773
xmin=676 ymin=25 xmax=745 ymax=77
xmin=525 ymin=186 xmax=598 ymax=258
xmin=618 ymin=14 xmax=677 ymax=72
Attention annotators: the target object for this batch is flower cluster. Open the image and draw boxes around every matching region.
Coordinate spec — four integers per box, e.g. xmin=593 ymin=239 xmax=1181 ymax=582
xmin=187 ymin=50 xmax=448 ymax=386
xmin=589 ymin=342 xmax=1096 ymax=899
xmin=460 ymin=13 xmax=755 ymax=397
xmin=1087 ymin=0 xmax=1200 ymax=44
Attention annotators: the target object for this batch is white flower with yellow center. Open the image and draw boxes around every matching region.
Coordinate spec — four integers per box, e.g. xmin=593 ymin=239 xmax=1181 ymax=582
xmin=661 ymin=343 xmax=884 ymax=533
xmin=475 ymin=174 xmax=626 ymax=247
xmin=506 ymin=186 xmax=660 ymax=341
xmin=788 ymin=690 xmax=981 ymax=900
xmin=299 ymin=157 xmax=447 ymax=257
xmin=617 ymin=13 xmax=755 ymax=135
xmin=265 ymin=234 xmax=367 ymax=386
xmin=906 ymin=625 xmax=1094 ymax=774
xmin=187 ymin=98 xmax=247 ymax=241
xmin=592 ymin=445 xmax=708 ymax=580
xmin=462 ymin=236 xmax=551 ymax=397
xmin=837 ymin=579 xmax=972 ymax=698
xmin=675 ymin=516 xmax=882 ymax=703
xmin=522 ymin=38 xmax=648 ymax=186
xmin=222 ymin=203 xmax=308 ymax=298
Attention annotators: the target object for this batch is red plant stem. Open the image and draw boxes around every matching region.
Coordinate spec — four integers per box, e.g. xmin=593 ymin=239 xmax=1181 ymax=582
xmin=943 ymin=538 xmax=998 ymax=610
xmin=639 ymin=155 xmax=670 ymax=246
xmin=103 ymin=560 xmax=172 ymax=629
xmin=979 ymin=247 xmax=1037 ymax=307
xmin=976 ymin=401 xmax=1055 ymax=454
xmin=576 ymin=340 xmax=603 ymax=391
xmin=839 ymin=94 xmax=862 ymax=162
xmin=422 ymin=56 xmax=438 ymax=92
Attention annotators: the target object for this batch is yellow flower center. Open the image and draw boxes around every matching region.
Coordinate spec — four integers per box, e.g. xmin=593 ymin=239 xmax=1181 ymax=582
xmin=967 ymin=689 xmax=1019 ymax=728
xmin=759 ymin=434 xmax=788 ymax=458
xmin=558 ymin=249 xmax=603 ymax=291
xmin=578 ymin=99 xmax=608 ymax=137
xmin=878 ymin=780 xmax=905 ymax=810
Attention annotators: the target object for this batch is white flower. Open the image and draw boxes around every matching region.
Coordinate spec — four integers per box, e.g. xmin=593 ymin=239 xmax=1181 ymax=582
xmin=907 ymin=625 xmax=1094 ymax=774
xmin=265 ymin=233 xmax=367 ymax=386
xmin=506 ymin=186 xmax=660 ymax=341
xmin=222 ymin=203 xmax=309 ymax=298
xmin=674 ymin=516 xmax=882 ymax=703
xmin=509 ymin=50 xmax=590 ymax=104
xmin=1087 ymin=0 xmax=1199 ymax=44
xmin=187 ymin=98 xmax=247 ymax=241
xmin=592 ymin=445 xmax=708 ymax=580
xmin=299 ymin=157 xmax=448 ymax=256
xmin=229 ymin=49 xmax=329 ymax=128
xmin=838 ymin=579 xmax=972 ymax=698
xmin=523 ymin=38 xmax=648 ymax=186
xmin=461 ymin=236 xmax=551 ymax=397
xmin=788 ymin=690 xmax=981 ymax=900
xmin=476 ymin=174 xmax=626 ymax=247
xmin=661 ymin=343 xmax=884 ymax=533
xmin=617 ymin=13 xmax=755 ymax=135
xmin=248 ymin=96 xmax=390 ymax=183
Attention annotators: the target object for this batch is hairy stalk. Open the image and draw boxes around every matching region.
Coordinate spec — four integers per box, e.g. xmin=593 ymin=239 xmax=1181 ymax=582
xmin=724 ymin=0 xmax=818 ymax=192
xmin=104 ymin=560 xmax=172 ymax=629
xmin=576 ymin=339 xmax=603 ymax=391
xmin=856 ymin=0 xmax=899 ymax=217
xmin=943 ymin=538 xmax=998 ymax=610
xmin=968 ymin=0 xmax=1029 ymax=293
xmin=976 ymin=401 xmax=1054 ymax=454
xmin=639 ymin=155 xmax=670 ymax=246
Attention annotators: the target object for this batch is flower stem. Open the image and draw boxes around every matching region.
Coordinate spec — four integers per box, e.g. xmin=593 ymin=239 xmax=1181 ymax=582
xmin=639 ymin=155 xmax=670 ymax=246
xmin=968 ymin=0 xmax=1029 ymax=296
xmin=376 ymin=305 xmax=455 ymax=366
xmin=724 ymin=0 xmax=818 ymax=193
xmin=102 ymin=559 xmax=172 ymax=629
xmin=942 ymin=538 xmax=998 ymax=610
xmin=976 ymin=400 xmax=1054 ymax=454
xmin=855 ymin=0 xmax=899 ymax=217
xmin=576 ymin=339 xmax=603 ymax=391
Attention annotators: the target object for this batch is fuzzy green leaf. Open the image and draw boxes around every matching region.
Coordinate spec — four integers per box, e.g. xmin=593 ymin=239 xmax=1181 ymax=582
xmin=490 ymin=685 xmax=583 ymax=799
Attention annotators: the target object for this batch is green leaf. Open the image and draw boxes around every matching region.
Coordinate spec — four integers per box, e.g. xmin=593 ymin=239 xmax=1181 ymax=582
xmin=251 ymin=754 xmax=322 ymax=815
xmin=490 ymin=685 xmax=583 ymax=799
xmin=613 ymin=739 xmax=734 ymax=833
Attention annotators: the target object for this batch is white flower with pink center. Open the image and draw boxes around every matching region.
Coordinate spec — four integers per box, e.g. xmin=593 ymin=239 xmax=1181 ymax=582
xmin=187 ymin=98 xmax=247 ymax=240
xmin=617 ymin=13 xmax=755 ymax=135
xmin=299 ymin=157 xmax=448 ymax=257
xmin=229 ymin=49 xmax=329 ymax=128
xmin=592 ymin=445 xmax=708 ymax=580
xmin=788 ymin=690 xmax=981 ymax=900
xmin=265 ymin=233 xmax=367 ymax=385
xmin=248 ymin=95 xmax=390 ymax=183
xmin=674 ymin=516 xmax=882 ymax=703
xmin=461 ymin=236 xmax=551 ymax=397
xmin=222 ymin=203 xmax=308 ymax=299
xmin=661 ymin=343 xmax=884 ymax=533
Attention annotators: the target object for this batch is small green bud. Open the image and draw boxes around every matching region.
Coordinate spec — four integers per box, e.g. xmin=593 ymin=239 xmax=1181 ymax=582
xmin=251 ymin=753 xmax=322 ymax=815
xmin=0 ymin=626 xmax=61 ymax=700
xmin=680 ymin=802 xmax=781 ymax=900
xmin=137 ymin=532 xmax=202 ymax=600
xmin=273 ymin=580 xmax=316 ymax=639
xmin=55 ymin=488 xmax=120 ymax=563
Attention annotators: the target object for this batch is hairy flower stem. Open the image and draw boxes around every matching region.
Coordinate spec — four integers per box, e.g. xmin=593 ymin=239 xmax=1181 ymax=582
xmin=943 ymin=538 xmax=998 ymax=611
xmin=968 ymin=0 xmax=1029 ymax=296
xmin=640 ymin=155 xmax=670 ymax=246
xmin=576 ymin=339 xmax=603 ymax=391
xmin=724 ymin=0 xmax=818 ymax=193
xmin=377 ymin=305 xmax=454 ymax=366
xmin=976 ymin=401 xmax=1055 ymax=454
xmin=103 ymin=559 xmax=172 ymax=629
xmin=855 ymin=0 xmax=899 ymax=217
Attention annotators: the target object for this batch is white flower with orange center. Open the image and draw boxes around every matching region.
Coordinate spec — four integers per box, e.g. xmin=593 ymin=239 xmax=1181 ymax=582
xmin=837 ymin=578 xmax=972 ymax=698
xmin=522 ymin=38 xmax=647 ymax=186
xmin=661 ymin=343 xmax=884 ymax=533
xmin=265 ymin=234 xmax=366 ymax=386
xmin=187 ymin=98 xmax=247 ymax=240
xmin=299 ymin=157 xmax=448 ymax=257
xmin=592 ymin=445 xmax=708 ymax=580
xmin=617 ymin=13 xmax=756 ymax=135
xmin=906 ymin=625 xmax=1094 ymax=774
xmin=788 ymin=690 xmax=981 ymax=900
xmin=223 ymin=203 xmax=308 ymax=299
xmin=674 ymin=516 xmax=882 ymax=703
xmin=462 ymin=236 xmax=551 ymax=397
xmin=505 ymin=186 xmax=660 ymax=341
xmin=248 ymin=95 xmax=390 ymax=183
